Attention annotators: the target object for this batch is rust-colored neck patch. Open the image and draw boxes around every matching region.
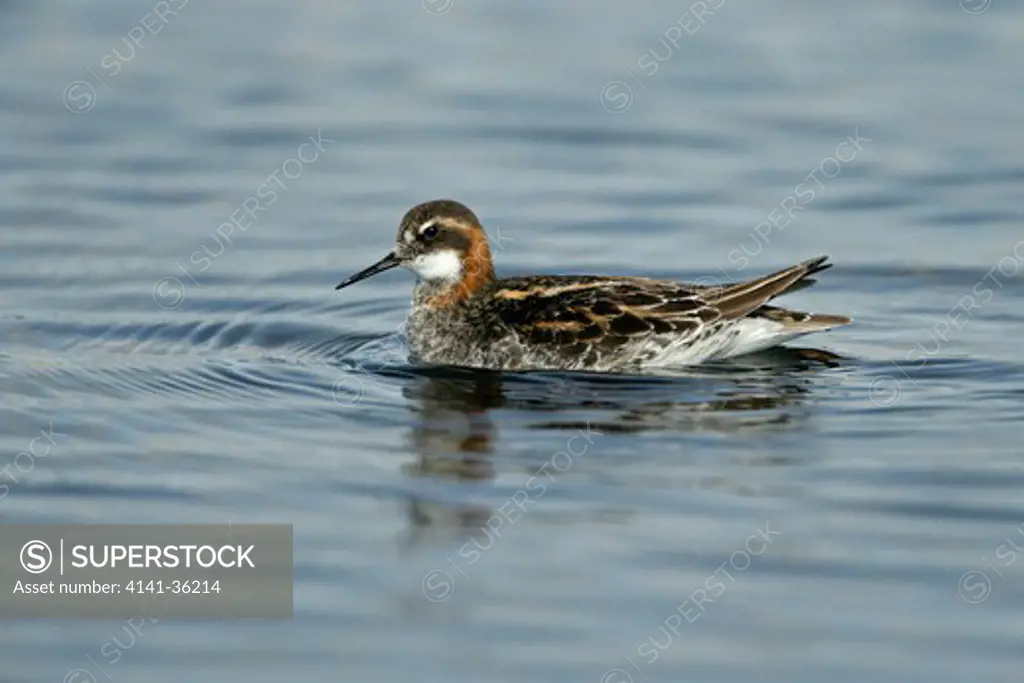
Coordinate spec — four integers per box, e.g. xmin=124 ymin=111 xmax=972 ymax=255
xmin=425 ymin=227 xmax=495 ymax=308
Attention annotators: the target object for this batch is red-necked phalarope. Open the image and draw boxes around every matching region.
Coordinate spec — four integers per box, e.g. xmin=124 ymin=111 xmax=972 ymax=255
xmin=335 ymin=199 xmax=851 ymax=372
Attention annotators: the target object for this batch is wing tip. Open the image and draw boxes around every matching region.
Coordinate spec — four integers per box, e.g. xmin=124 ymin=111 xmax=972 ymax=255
xmin=709 ymin=255 xmax=839 ymax=320
xmin=801 ymin=255 xmax=833 ymax=277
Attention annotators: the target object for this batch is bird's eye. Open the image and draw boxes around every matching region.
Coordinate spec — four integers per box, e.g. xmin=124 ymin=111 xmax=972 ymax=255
xmin=421 ymin=225 xmax=439 ymax=241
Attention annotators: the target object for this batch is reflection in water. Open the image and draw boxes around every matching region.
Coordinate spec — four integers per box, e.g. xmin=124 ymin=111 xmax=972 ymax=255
xmin=401 ymin=370 xmax=504 ymax=483
xmin=397 ymin=346 xmax=848 ymax=546
xmin=398 ymin=370 xmax=504 ymax=550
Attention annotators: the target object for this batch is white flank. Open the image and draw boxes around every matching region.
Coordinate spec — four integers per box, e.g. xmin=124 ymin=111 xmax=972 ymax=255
xmin=408 ymin=250 xmax=462 ymax=282
xmin=641 ymin=319 xmax=813 ymax=367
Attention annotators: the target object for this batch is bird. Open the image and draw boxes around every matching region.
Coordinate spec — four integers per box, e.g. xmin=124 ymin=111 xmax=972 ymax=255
xmin=334 ymin=199 xmax=851 ymax=372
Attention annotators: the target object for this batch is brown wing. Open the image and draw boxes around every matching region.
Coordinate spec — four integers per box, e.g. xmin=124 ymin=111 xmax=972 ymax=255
xmin=487 ymin=275 xmax=718 ymax=349
xmin=699 ymin=256 xmax=834 ymax=320
xmin=487 ymin=256 xmax=837 ymax=348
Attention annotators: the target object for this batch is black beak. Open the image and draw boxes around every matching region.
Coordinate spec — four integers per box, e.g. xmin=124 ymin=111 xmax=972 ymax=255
xmin=335 ymin=252 xmax=401 ymax=290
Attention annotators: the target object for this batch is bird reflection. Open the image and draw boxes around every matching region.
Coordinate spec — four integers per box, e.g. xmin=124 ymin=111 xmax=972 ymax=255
xmin=397 ymin=346 xmax=849 ymax=549
xmin=398 ymin=369 xmax=503 ymax=551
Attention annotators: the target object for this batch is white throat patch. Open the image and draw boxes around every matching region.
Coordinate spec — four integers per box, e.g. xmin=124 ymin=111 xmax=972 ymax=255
xmin=408 ymin=250 xmax=462 ymax=282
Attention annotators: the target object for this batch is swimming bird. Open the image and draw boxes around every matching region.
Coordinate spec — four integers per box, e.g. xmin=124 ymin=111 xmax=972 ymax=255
xmin=335 ymin=199 xmax=851 ymax=372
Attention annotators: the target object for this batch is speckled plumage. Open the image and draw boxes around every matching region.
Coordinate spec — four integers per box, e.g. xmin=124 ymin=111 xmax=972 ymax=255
xmin=336 ymin=200 xmax=851 ymax=372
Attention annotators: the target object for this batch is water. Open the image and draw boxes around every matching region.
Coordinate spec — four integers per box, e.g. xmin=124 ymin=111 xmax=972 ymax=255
xmin=2 ymin=0 xmax=1023 ymax=680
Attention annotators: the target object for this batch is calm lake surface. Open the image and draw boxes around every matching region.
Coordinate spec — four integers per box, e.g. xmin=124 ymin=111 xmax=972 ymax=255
xmin=2 ymin=1 xmax=1024 ymax=680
